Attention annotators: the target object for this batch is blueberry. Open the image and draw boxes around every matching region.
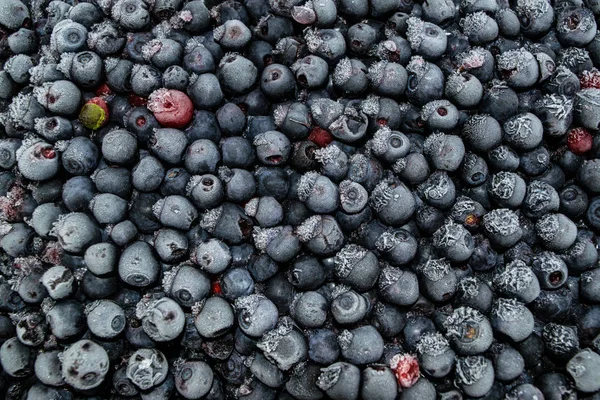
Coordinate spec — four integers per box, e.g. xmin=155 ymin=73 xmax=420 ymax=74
xmin=154 ymin=228 xmax=188 ymax=262
xmin=235 ymin=294 xmax=279 ymax=337
xmin=60 ymin=339 xmax=109 ymax=390
xmin=118 ymin=241 xmax=160 ymax=287
xmin=126 ymin=348 xmax=168 ymax=391
xmin=41 ymin=265 xmax=75 ymax=300
xmin=86 ymin=300 xmax=126 ymax=339
xmin=0 ymin=337 xmax=34 ymax=378
xmin=493 ymin=260 xmax=540 ymax=303
xmin=138 ymin=296 xmax=185 ymax=342
xmin=491 ymin=297 xmax=534 ymax=342
xmin=379 ymin=265 xmax=420 ymax=306
xmin=567 ymin=348 xmax=600 ymax=393
xmin=84 ymin=242 xmax=118 ymax=277
xmin=455 ymin=356 xmax=495 ymax=397
xmin=415 ymin=332 xmax=455 ymax=378
xmin=188 ymin=73 xmax=224 ymax=109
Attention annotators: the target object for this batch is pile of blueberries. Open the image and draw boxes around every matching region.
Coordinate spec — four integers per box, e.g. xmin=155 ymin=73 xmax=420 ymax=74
xmin=3 ymin=0 xmax=600 ymax=398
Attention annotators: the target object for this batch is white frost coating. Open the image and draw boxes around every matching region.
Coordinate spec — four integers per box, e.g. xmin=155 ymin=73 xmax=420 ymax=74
xmin=199 ymin=206 xmax=223 ymax=232
xmin=41 ymin=297 xmax=56 ymax=315
xmin=331 ymin=283 xmax=352 ymax=299
xmin=235 ymin=294 xmax=265 ymax=313
xmin=424 ymin=132 xmax=446 ymax=157
xmin=462 ymin=114 xmax=488 ymax=139
xmin=378 ymin=265 xmax=403 ymax=289
xmin=337 ymin=329 xmax=353 ymax=350
xmin=444 ymin=306 xmax=484 ymax=338
xmin=420 ymin=258 xmax=451 ymax=282
xmin=458 ymin=47 xmax=487 ymax=70
xmin=304 ymin=27 xmax=323 ymax=53
xmin=433 ymin=220 xmax=468 ymax=248
xmin=185 ymin=175 xmax=203 ymax=197
xmin=483 ymin=209 xmax=520 ymax=235
xmin=334 ymin=244 xmax=368 ymax=278
xmin=490 ymin=172 xmax=516 ymax=200
xmin=451 ymin=196 xmax=477 ymax=219
xmin=161 ymin=266 xmax=180 ymax=293
xmin=316 ymin=364 xmax=342 ymax=391
xmin=460 ymin=11 xmax=488 ymax=36
xmin=151 ymin=198 xmax=165 ymax=220
xmin=392 ymin=157 xmax=407 ymax=173
xmin=169 ymin=10 xmax=193 ymax=29
xmin=525 ymin=180 xmax=555 ymax=213
xmin=273 ymin=104 xmax=289 ymax=127
xmin=536 ymin=214 xmax=560 ymax=242
xmin=421 ymin=100 xmax=452 ymax=121
xmin=542 ymin=323 xmax=578 ymax=354
xmin=297 ymin=171 xmax=319 ymax=201
xmin=516 ymin=0 xmax=550 ymax=19
xmin=83 ymin=300 xmax=101 ymax=316
xmin=539 ymin=94 xmax=573 ymax=120
xmin=257 ymin=316 xmax=294 ymax=353
xmin=314 ymin=144 xmax=341 ymax=165
xmin=252 ymin=226 xmax=283 ymax=252
xmin=244 ymin=197 xmax=260 ymax=217
xmin=446 ymin=72 xmax=467 ymax=97
xmin=375 ymin=231 xmax=400 ymax=252
xmin=295 ymin=215 xmax=322 ymax=242
xmin=213 ymin=24 xmax=225 ymax=41
xmin=348 ymin=153 xmax=368 ymax=181
xmin=361 ymin=94 xmax=381 ymax=116
xmin=493 ymin=260 xmax=534 ymax=292
xmin=56 ymin=52 xmax=75 ymax=78
xmin=369 ymin=180 xmax=394 ymax=212
xmin=504 ymin=114 xmax=536 ymax=144
xmin=457 ymin=277 xmax=480 ymax=299
xmin=416 ymin=332 xmax=450 ymax=356
xmin=406 ymin=56 xmax=428 ymax=80
xmin=87 ymin=20 xmax=119 ymax=50
xmin=368 ymin=60 xmax=387 ymax=85
xmin=135 ymin=294 xmax=156 ymax=320
xmin=191 ymin=299 xmax=206 ymax=316
xmin=492 ymin=297 xmax=525 ymax=321
xmin=333 ymin=57 xmax=352 ymax=86
xmin=367 ymin=127 xmax=392 ymax=155
xmin=456 ymin=356 xmax=488 ymax=385
xmin=406 ymin=17 xmax=425 ymax=50
xmin=497 ymin=48 xmax=533 ymax=73
xmin=419 ymin=171 xmax=451 ymax=200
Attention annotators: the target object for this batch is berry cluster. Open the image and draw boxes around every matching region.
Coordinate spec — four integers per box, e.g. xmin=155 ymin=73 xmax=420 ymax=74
xmin=0 ymin=0 xmax=600 ymax=398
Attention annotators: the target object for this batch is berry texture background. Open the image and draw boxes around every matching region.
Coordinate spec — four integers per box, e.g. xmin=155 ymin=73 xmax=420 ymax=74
xmin=0 ymin=0 xmax=600 ymax=398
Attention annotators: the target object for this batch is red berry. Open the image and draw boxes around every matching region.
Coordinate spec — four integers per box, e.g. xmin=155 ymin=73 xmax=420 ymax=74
xmin=567 ymin=127 xmax=593 ymax=155
xmin=580 ymin=69 xmax=600 ymax=89
xmin=147 ymin=89 xmax=194 ymax=128
xmin=390 ymin=353 xmax=420 ymax=389
xmin=211 ymin=279 xmax=222 ymax=295
xmin=41 ymin=147 xmax=56 ymax=159
xmin=308 ymin=126 xmax=334 ymax=147
xmin=95 ymin=83 xmax=112 ymax=97
xmin=128 ymin=94 xmax=147 ymax=107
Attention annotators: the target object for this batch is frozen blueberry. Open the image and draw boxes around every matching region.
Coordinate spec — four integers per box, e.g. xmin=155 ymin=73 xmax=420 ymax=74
xmin=536 ymin=213 xmax=578 ymax=251
xmin=61 ymin=339 xmax=109 ymax=390
xmin=126 ymin=348 xmax=168 ymax=391
xmin=85 ymin=242 xmax=118 ymax=277
xmin=194 ymin=296 xmax=234 ymax=338
xmin=491 ymin=297 xmax=534 ymax=342
xmin=118 ymin=241 xmax=160 ymax=287
xmin=41 ymin=265 xmax=76 ymax=300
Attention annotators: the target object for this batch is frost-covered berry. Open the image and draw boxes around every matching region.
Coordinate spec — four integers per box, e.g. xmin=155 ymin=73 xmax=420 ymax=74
xmin=61 ymin=340 xmax=109 ymax=390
